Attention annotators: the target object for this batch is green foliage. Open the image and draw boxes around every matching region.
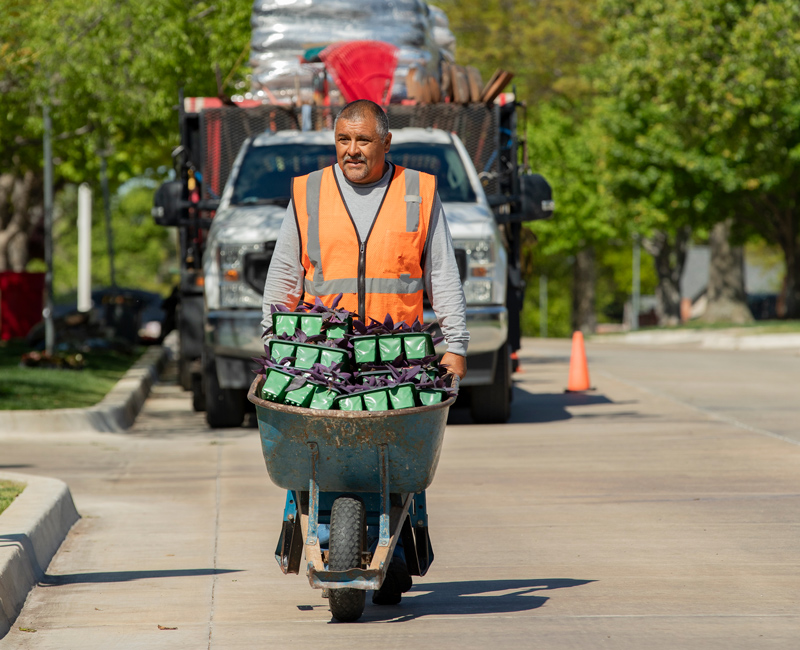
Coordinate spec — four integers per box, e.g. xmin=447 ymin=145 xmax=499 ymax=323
xmin=50 ymin=184 xmax=177 ymax=297
xmin=434 ymin=0 xmax=603 ymax=102
xmin=519 ymin=249 xmax=574 ymax=338
xmin=597 ymin=0 xmax=800 ymax=315
xmin=1 ymin=0 xmax=251 ymax=183
xmin=526 ymin=102 xmax=618 ymax=254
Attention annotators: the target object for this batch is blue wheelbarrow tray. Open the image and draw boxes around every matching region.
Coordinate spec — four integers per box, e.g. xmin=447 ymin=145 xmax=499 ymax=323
xmin=247 ymin=375 xmax=456 ymax=592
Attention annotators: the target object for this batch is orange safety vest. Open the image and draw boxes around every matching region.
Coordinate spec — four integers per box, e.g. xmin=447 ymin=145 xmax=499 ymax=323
xmin=292 ymin=164 xmax=436 ymax=325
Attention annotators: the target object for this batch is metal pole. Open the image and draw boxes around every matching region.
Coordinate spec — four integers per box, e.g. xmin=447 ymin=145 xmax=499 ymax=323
xmin=77 ymin=183 xmax=92 ymax=312
xmin=99 ymin=150 xmax=117 ymax=288
xmin=632 ymin=237 xmax=641 ymax=331
xmin=539 ymin=274 xmax=548 ymax=338
xmin=42 ymin=104 xmax=55 ymax=356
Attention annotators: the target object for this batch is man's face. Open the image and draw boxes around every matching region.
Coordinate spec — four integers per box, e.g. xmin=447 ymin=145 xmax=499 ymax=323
xmin=335 ymin=114 xmax=392 ymax=184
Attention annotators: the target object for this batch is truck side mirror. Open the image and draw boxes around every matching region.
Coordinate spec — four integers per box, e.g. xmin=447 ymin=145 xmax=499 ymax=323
xmin=152 ymin=181 xmax=182 ymax=226
xmin=519 ymin=174 xmax=555 ymax=221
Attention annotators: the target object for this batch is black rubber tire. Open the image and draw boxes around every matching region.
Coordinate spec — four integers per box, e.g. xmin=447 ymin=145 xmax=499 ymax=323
xmin=191 ymin=373 xmax=206 ymax=412
xmin=469 ymin=343 xmax=512 ymax=424
xmin=204 ymin=352 xmax=245 ymax=428
xmin=328 ymin=496 xmax=366 ymax=622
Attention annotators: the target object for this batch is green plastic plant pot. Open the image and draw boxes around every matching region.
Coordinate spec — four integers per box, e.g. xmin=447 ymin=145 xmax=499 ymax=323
xmin=361 ymin=388 xmax=390 ymax=412
xmin=309 ymin=385 xmax=339 ymax=410
xmin=401 ymin=332 xmax=434 ymax=360
xmin=294 ymin=344 xmax=321 ymax=369
xmin=379 ymin=335 xmax=404 ymax=363
xmin=269 ymin=340 xmax=296 ymax=363
xmin=325 ymin=322 xmax=349 ymax=340
xmin=319 ymin=347 xmax=349 ymax=370
xmin=353 ymin=336 xmax=378 ymax=364
xmin=284 ymin=382 xmax=316 ymax=408
xmin=299 ymin=314 xmax=324 ymax=336
xmin=260 ymin=368 xmax=295 ymax=402
xmin=388 ymin=383 xmax=416 ymax=409
xmin=272 ymin=313 xmax=299 ymax=337
xmin=418 ymin=389 xmax=446 ymax=406
xmin=336 ymin=394 xmax=364 ymax=411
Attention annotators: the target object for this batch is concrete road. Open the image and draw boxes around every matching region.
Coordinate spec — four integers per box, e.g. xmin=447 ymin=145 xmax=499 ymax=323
xmin=2 ymin=339 xmax=799 ymax=649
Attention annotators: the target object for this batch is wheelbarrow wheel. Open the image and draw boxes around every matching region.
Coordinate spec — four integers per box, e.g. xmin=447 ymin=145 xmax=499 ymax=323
xmin=328 ymin=496 xmax=366 ymax=622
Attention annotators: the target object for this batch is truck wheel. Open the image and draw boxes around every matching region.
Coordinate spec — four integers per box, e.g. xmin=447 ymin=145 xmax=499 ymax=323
xmin=469 ymin=344 xmax=511 ymax=424
xmin=328 ymin=496 xmax=366 ymax=622
xmin=204 ymin=353 xmax=245 ymax=428
xmin=191 ymin=373 xmax=206 ymax=412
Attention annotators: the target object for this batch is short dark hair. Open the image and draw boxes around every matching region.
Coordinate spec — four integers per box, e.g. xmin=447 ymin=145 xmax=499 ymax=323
xmin=334 ymin=100 xmax=390 ymax=140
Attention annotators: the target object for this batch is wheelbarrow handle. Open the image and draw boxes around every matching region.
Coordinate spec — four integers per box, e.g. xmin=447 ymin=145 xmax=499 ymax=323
xmin=445 ymin=373 xmax=461 ymax=392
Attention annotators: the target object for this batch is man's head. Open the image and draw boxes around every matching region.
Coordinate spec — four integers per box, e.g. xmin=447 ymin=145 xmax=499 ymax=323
xmin=334 ymin=100 xmax=392 ymax=184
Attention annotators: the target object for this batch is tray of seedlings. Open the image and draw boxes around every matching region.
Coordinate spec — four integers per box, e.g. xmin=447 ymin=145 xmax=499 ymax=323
xmin=252 ymin=295 xmax=457 ymax=413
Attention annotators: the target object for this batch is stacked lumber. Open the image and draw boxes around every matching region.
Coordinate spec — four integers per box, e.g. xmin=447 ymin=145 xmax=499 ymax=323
xmin=406 ymin=65 xmax=514 ymax=105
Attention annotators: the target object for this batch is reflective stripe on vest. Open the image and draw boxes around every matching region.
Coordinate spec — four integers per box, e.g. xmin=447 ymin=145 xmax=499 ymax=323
xmin=292 ymin=164 xmax=436 ymax=325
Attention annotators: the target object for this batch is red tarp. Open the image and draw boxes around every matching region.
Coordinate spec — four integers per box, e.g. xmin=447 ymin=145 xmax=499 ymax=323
xmin=0 ymin=272 xmax=44 ymax=340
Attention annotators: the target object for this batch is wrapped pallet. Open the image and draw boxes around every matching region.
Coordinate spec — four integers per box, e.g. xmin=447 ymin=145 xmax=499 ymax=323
xmin=249 ymin=0 xmax=444 ymax=104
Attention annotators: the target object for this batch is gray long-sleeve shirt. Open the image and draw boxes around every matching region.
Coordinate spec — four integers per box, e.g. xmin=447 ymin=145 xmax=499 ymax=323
xmin=262 ymin=162 xmax=469 ymax=356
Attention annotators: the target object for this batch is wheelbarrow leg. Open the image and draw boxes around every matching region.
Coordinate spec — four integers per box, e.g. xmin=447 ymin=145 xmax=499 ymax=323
xmin=298 ymin=442 xmax=325 ymax=575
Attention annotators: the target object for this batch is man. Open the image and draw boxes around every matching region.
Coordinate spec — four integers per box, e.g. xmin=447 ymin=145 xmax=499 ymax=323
xmin=262 ymin=99 xmax=468 ymax=604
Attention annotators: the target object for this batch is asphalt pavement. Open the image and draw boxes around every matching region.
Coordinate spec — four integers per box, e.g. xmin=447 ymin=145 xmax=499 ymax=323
xmin=1 ymin=338 xmax=799 ymax=649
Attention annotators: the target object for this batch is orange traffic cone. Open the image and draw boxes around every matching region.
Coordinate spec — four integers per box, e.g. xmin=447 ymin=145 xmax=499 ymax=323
xmin=565 ymin=331 xmax=592 ymax=392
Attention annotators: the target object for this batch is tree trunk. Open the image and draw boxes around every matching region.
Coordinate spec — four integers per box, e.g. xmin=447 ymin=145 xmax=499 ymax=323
xmin=778 ymin=232 xmax=800 ymax=319
xmin=701 ymin=219 xmax=753 ymax=324
xmin=0 ymin=171 xmax=36 ymax=272
xmin=643 ymin=227 xmax=691 ymax=327
xmin=571 ymin=245 xmax=596 ymax=334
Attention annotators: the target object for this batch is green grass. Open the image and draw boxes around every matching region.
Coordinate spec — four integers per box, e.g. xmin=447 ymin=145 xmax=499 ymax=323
xmin=0 ymin=480 xmax=25 ymax=516
xmin=0 ymin=340 xmax=144 ymax=410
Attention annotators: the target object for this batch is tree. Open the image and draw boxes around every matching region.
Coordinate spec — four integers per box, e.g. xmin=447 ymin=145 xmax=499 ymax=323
xmin=527 ymin=102 xmax=619 ymax=333
xmin=598 ymin=0 xmax=800 ymax=321
xmin=435 ymin=0 xmax=603 ymax=103
xmin=0 ymin=0 xmax=251 ymax=273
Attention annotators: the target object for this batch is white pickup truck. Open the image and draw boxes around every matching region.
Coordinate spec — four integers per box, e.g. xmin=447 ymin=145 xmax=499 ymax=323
xmin=201 ymin=127 xmax=512 ymax=427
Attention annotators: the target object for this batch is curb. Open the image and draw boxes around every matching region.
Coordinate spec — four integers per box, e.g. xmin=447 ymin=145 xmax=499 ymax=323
xmin=0 ymin=471 xmax=80 ymax=638
xmin=0 ymin=343 xmax=169 ymax=434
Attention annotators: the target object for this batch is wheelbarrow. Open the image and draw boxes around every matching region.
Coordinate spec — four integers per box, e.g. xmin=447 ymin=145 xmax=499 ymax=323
xmin=247 ymin=374 xmax=457 ymax=622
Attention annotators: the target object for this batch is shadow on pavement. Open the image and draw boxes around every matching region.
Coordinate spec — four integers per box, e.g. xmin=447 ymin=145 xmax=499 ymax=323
xmin=40 ymin=568 xmax=242 ymax=586
xmin=448 ymin=385 xmax=637 ymax=425
xmin=352 ymin=577 xmax=595 ymax=622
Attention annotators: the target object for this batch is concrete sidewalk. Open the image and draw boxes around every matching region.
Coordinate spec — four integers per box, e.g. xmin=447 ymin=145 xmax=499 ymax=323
xmin=1 ymin=341 xmax=799 ymax=648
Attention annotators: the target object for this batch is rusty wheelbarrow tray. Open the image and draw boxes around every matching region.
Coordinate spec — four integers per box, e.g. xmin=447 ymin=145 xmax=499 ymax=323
xmin=247 ymin=375 xmax=456 ymax=603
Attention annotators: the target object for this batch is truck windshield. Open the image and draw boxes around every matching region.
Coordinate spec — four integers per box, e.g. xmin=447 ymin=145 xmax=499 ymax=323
xmin=231 ymin=141 xmax=477 ymax=205
xmin=231 ymin=144 xmax=337 ymax=206
xmin=388 ymin=143 xmax=477 ymax=203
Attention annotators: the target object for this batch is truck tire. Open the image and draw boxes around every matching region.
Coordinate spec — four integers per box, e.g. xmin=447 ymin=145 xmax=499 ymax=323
xmin=191 ymin=373 xmax=206 ymax=412
xmin=204 ymin=352 xmax=245 ymax=429
xmin=177 ymin=304 xmax=192 ymax=391
xmin=469 ymin=343 xmax=511 ymax=424
xmin=328 ymin=496 xmax=366 ymax=622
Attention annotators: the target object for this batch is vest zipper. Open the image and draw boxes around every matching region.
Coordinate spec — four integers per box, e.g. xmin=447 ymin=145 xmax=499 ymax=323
xmin=358 ymin=241 xmax=366 ymax=321
xmin=330 ymin=163 xmax=396 ymax=323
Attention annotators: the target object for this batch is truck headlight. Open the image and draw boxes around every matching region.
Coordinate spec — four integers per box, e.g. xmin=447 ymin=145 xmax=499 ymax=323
xmin=217 ymin=243 xmax=263 ymax=308
xmin=452 ymin=237 xmax=506 ymax=305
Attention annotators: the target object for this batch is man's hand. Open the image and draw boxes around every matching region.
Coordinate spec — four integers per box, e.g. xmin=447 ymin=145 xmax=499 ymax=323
xmin=440 ymin=352 xmax=467 ymax=380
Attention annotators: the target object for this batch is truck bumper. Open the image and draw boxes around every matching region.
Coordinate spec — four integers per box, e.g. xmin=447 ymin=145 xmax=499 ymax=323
xmin=205 ymin=310 xmax=264 ymax=389
xmin=423 ymin=305 xmax=507 ymax=387
xmin=206 ymin=305 xmax=507 ymax=390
